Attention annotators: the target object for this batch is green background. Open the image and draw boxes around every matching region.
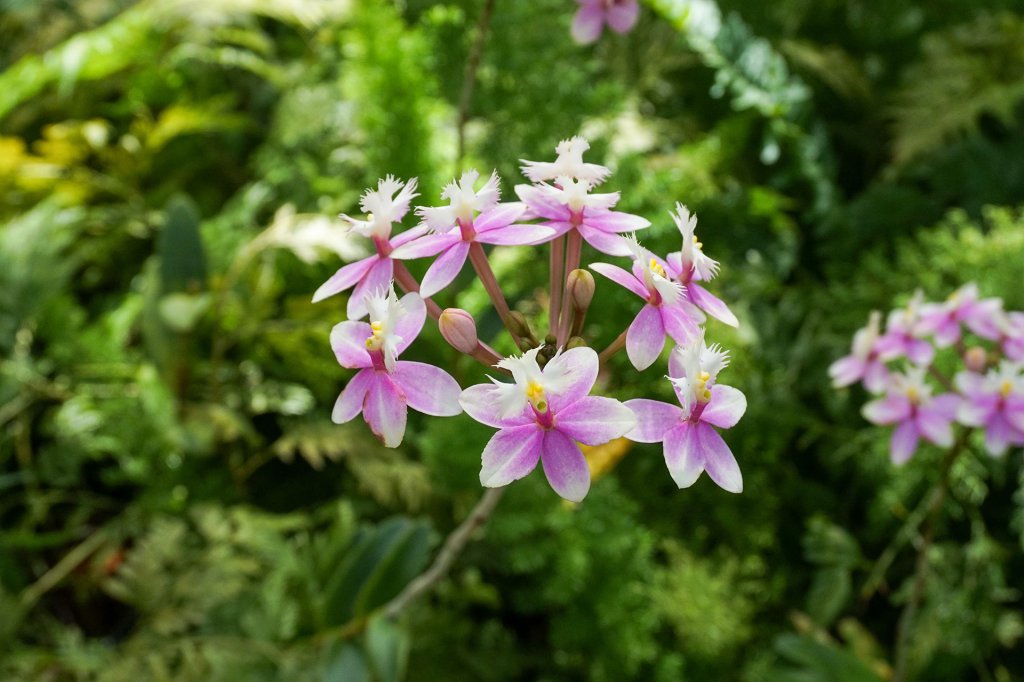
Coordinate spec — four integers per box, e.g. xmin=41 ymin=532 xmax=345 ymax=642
xmin=1 ymin=0 xmax=1023 ymax=679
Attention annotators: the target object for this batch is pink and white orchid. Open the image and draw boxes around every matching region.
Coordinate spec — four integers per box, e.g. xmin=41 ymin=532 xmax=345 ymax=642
xmin=829 ymin=311 xmax=888 ymax=392
xmin=875 ymin=291 xmax=935 ymax=366
xmin=391 ymin=170 xmax=555 ymax=297
xmin=515 ymin=176 xmax=649 ymax=256
xmin=861 ymin=368 xmax=959 ymax=464
xmin=665 ymin=204 xmax=738 ymax=328
xmin=571 ymin=0 xmax=640 ymax=46
xmin=624 ymin=334 xmax=746 ymax=492
xmin=918 ymin=282 xmax=1004 ymax=346
xmin=313 ymin=176 xmax=427 ymax=319
xmin=591 ymin=237 xmax=700 ymax=370
xmin=955 ymin=363 xmax=1024 ymax=456
xmin=330 ymin=284 xmax=462 ymax=447
xmin=459 ymin=347 xmax=637 ymax=502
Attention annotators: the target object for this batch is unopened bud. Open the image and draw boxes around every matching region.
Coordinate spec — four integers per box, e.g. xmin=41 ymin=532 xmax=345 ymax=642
xmin=544 ymin=334 xmax=556 ymax=346
xmin=566 ymin=269 xmax=595 ymax=311
xmin=964 ymin=346 xmax=987 ymax=373
xmin=508 ymin=311 xmax=534 ymax=340
xmin=439 ymin=308 xmax=478 ymax=354
xmin=566 ymin=336 xmax=587 ymax=349
xmin=517 ymin=337 xmax=537 ymax=352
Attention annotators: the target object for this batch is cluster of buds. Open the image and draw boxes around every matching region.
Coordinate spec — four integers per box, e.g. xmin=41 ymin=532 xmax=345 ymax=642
xmin=831 ymin=284 xmax=1024 ymax=462
xmin=315 ymin=136 xmax=744 ymax=501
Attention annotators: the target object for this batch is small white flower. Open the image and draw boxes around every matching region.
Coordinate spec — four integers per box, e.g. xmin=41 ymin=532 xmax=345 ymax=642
xmin=417 ymin=169 xmax=501 ymax=232
xmin=672 ymin=203 xmax=719 ymax=281
xmin=520 ymin=135 xmax=612 ymax=184
xmin=340 ymin=176 xmax=418 ymax=240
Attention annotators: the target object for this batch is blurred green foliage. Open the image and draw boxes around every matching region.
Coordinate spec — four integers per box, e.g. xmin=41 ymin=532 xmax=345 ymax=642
xmin=1 ymin=0 xmax=1023 ymax=680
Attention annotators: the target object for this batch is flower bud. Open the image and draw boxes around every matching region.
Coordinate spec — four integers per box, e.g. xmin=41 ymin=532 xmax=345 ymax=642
xmin=964 ymin=345 xmax=987 ymax=373
xmin=508 ymin=311 xmax=534 ymax=341
xmin=566 ymin=336 xmax=587 ymax=349
xmin=566 ymin=269 xmax=595 ymax=311
xmin=439 ymin=308 xmax=478 ymax=354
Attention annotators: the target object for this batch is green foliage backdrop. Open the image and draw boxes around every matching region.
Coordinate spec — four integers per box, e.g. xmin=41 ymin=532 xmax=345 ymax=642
xmin=1 ymin=0 xmax=1023 ymax=679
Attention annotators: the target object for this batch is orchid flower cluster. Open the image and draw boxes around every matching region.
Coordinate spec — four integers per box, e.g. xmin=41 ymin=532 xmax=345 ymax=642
xmin=830 ymin=284 xmax=1024 ymax=463
xmin=315 ymin=136 xmax=744 ymax=502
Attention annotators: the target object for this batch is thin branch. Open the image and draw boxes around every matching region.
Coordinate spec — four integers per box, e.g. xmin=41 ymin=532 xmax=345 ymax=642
xmin=384 ymin=488 xmax=505 ymax=619
xmin=598 ymin=329 xmax=629 ymax=365
xmin=468 ymin=242 xmax=523 ymax=347
xmin=557 ymin=230 xmax=583 ymax=345
xmin=455 ymin=0 xmax=498 ymax=170
xmin=549 ymin=236 xmax=566 ymax=336
xmin=891 ymin=431 xmax=968 ymax=682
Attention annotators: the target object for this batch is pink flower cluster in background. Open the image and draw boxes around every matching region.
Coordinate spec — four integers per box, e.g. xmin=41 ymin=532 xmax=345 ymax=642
xmin=831 ymin=284 xmax=1024 ymax=462
xmin=314 ymin=136 xmax=744 ymax=501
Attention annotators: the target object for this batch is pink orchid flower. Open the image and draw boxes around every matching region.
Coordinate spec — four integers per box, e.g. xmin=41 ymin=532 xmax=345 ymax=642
xmin=591 ymin=236 xmax=700 ymax=370
xmin=459 ymin=347 xmax=637 ymax=502
xmin=862 ymin=368 xmax=959 ymax=464
xmin=999 ymin=312 xmax=1024 ymax=362
xmin=829 ymin=311 xmax=889 ymax=392
xmin=918 ymin=282 xmax=1004 ymax=346
xmin=313 ymin=176 xmax=427 ymax=318
xmin=330 ymin=284 xmax=462 ymax=447
xmin=515 ymin=176 xmax=649 ymax=256
xmin=571 ymin=0 xmax=639 ymax=45
xmin=665 ymin=204 xmax=738 ymax=328
xmin=874 ymin=291 xmax=935 ymax=366
xmin=624 ymin=334 xmax=746 ymax=492
xmin=956 ymin=363 xmax=1024 ymax=456
xmin=390 ymin=170 xmax=555 ymax=297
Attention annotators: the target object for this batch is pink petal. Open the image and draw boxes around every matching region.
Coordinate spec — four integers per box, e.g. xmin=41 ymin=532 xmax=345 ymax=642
xmin=590 ymin=262 xmax=648 ymax=299
xmin=540 ymin=429 xmax=591 ymax=502
xmin=347 ymin=257 xmax=394 ymax=319
xmin=474 ymin=202 xmax=527 ymax=232
xmin=626 ymin=304 xmax=666 ymax=371
xmin=906 ymin=339 xmax=935 ymax=365
xmin=330 ymin=320 xmax=373 ymax=369
xmin=929 ymin=394 xmax=961 ymax=420
xmin=390 ymin=232 xmax=460 ymax=260
xmin=688 ymin=283 xmax=739 ymax=327
xmin=392 ymin=361 xmax=463 ymax=417
xmin=420 ymin=241 xmax=471 ymax=298
xmin=555 ymin=396 xmax=637 ymax=445
xmin=985 ymin=414 xmax=1015 ymax=457
xmin=460 ymin=384 xmax=534 ymax=428
xmin=890 ymin=421 xmax=919 ymax=464
xmin=514 ymin=184 xmax=571 ymax=221
xmin=313 ymin=255 xmax=376 ymax=303
xmin=363 ymin=374 xmax=408 ymax=448
xmin=332 ymin=369 xmax=374 ymax=423
xmin=660 ymin=303 xmax=700 ymax=346
xmin=544 ymin=347 xmax=600 ymax=411
xmin=692 ymin=422 xmax=743 ymax=493
xmin=476 ymin=224 xmax=556 ymax=246
xmin=665 ymin=251 xmax=683 ymax=279
xmin=390 ymin=224 xmax=432 ymax=248
xmin=394 ymin=292 xmax=427 ymax=355
xmin=862 ymin=395 xmax=912 ymax=425
xmin=829 ymin=355 xmax=866 ymax=388
xmin=863 ymin=361 xmax=889 ymax=393
xmin=582 ymin=209 xmax=650 ymax=234
xmin=577 ymin=224 xmax=632 ymax=256
xmin=700 ymin=385 xmax=747 ymax=429
xmin=915 ymin=406 xmax=953 ymax=447
xmin=606 ymin=0 xmax=639 ymax=32
xmin=479 ymin=424 xmax=543 ymax=487
xmin=663 ymin=423 xmax=704 ymax=489
xmin=623 ymin=399 xmax=682 ymax=442
xmin=571 ymin=4 xmax=605 ymax=45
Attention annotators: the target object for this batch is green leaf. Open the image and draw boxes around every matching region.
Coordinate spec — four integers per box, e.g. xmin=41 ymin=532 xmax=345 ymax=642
xmin=158 ymin=195 xmax=207 ymax=293
xmin=363 ymin=615 xmax=410 ymax=682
